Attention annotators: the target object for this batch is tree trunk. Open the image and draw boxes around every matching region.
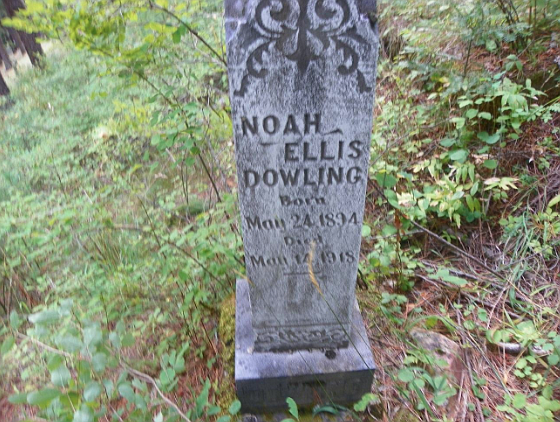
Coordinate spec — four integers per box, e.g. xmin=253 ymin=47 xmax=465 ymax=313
xmin=2 ymin=0 xmax=44 ymax=67
xmin=7 ymin=27 xmax=25 ymax=53
xmin=0 ymin=38 xmax=13 ymax=70
xmin=0 ymin=71 xmax=9 ymax=96
xmin=18 ymin=30 xmax=42 ymax=67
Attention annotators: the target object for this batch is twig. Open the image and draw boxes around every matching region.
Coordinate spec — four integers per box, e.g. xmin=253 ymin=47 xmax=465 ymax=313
xmin=16 ymin=332 xmax=192 ymax=422
xmin=463 ymin=349 xmax=485 ymax=422
xmin=416 ymin=273 xmax=522 ymax=320
xmin=138 ymin=198 xmax=167 ymax=259
xmin=405 ymin=216 xmax=506 ymax=283
xmin=122 ymin=362 xmax=192 ymax=422
xmin=148 ymin=1 xmax=226 ymax=67
xmin=16 ymin=332 xmax=73 ymax=359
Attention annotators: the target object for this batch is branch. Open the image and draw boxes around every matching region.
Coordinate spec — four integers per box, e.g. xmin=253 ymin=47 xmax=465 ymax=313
xmin=122 ymin=362 xmax=192 ymax=422
xmin=16 ymin=332 xmax=73 ymax=359
xmin=149 ymin=1 xmax=227 ymax=67
xmin=403 ymin=215 xmax=506 ymax=282
xmin=16 ymin=332 xmax=192 ymax=422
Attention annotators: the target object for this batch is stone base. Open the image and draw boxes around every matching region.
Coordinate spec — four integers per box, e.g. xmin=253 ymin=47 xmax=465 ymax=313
xmin=235 ymin=279 xmax=375 ymax=413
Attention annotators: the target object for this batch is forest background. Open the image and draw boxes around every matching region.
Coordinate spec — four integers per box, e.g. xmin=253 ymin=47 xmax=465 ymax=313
xmin=1 ymin=0 xmax=560 ymax=421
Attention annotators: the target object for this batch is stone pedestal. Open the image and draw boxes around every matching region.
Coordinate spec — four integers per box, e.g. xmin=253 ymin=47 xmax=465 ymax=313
xmin=235 ymin=279 xmax=375 ymax=412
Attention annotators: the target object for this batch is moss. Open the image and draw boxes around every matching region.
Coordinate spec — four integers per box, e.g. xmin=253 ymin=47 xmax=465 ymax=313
xmin=217 ymin=294 xmax=237 ymax=413
xmin=393 ymin=409 xmax=418 ymax=422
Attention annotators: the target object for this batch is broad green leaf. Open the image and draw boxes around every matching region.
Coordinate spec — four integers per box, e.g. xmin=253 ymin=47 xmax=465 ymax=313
xmin=56 ymin=334 xmax=83 ymax=353
xmin=29 ymin=310 xmax=60 ymax=325
xmin=451 ymin=117 xmax=465 ymax=129
xmin=59 ymin=299 xmax=73 ymax=315
xmin=361 ymin=225 xmax=371 ymax=237
xmin=486 ymin=329 xmax=504 ymax=344
xmin=159 ymin=368 xmax=176 ymax=384
xmin=8 ymin=392 xmax=28 ymax=404
xmin=547 ymin=194 xmax=560 ymax=209
xmin=548 ymin=354 xmax=560 ymax=366
xmin=286 ymin=397 xmax=298 ymax=419
xmin=382 ymin=224 xmax=398 ymax=236
xmin=398 ymin=368 xmax=415 ymax=382
xmin=73 ymin=406 xmax=93 ymax=422
xmin=9 ymin=311 xmax=21 ymax=329
xmin=207 ymin=405 xmax=221 ymax=416
xmin=483 ymin=159 xmax=498 ymax=169
xmin=512 ymin=393 xmax=526 ymax=409
xmin=441 ymin=273 xmax=468 ymax=286
xmin=465 ymin=109 xmax=478 ymax=119
xmin=449 ymin=149 xmax=468 ymax=162
xmin=463 ymin=320 xmax=476 ymax=330
xmin=229 ymin=399 xmax=241 ymax=415
xmin=27 ymin=388 xmax=61 ymax=406
xmin=172 ymin=26 xmax=186 ymax=44
xmin=118 ymin=383 xmax=135 ymax=402
xmin=354 ymin=393 xmax=377 ymax=412
xmin=103 ymin=379 xmax=114 ymax=397
xmin=436 ymin=269 xmax=468 ymax=286
xmin=83 ymin=325 xmax=102 ymax=349
xmin=1 ymin=336 xmax=15 ymax=356
xmin=477 ymin=131 xmax=500 ymax=145
xmin=485 ymin=39 xmax=497 ymax=51
xmin=196 ymin=380 xmax=210 ymax=415
xmin=92 ymin=353 xmax=107 ymax=373
xmin=375 ymin=172 xmax=397 ymax=188
xmin=135 ymin=394 xmax=147 ymax=410
xmin=121 ymin=332 xmax=135 ymax=347
xmin=440 ymin=138 xmax=456 ymax=147
xmin=109 ymin=332 xmax=121 ymax=349
xmin=84 ymin=382 xmax=102 ymax=402
xmin=51 ymin=364 xmax=71 ymax=387
xmin=47 ymin=355 xmax=63 ymax=371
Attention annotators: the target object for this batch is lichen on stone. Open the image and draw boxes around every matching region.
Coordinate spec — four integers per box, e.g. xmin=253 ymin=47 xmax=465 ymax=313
xmin=217 ymin=294 xmax=237 ymax=412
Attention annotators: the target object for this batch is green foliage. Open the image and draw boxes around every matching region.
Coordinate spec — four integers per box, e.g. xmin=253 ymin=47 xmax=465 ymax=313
xmin=498 ymin=387 xmax=560 ymax=422
xmin=397 ymin=364 xmax=457 ymax=414
xmin=0 ymin=2 xmax=239 ymax=419
xmin=5 ymin=300 xmax=229 ymax=422
xmin=353 ymin=393 xmax=380 ymax=412
xmin=0 ymin=0 xmax=559 ymax=420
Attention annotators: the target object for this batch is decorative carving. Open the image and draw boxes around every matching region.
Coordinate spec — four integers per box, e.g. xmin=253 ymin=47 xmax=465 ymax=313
xmin=254 ymin=325 xmax=349 ymax=351
xmin=234 ymin=0 xmax=372 ymax=96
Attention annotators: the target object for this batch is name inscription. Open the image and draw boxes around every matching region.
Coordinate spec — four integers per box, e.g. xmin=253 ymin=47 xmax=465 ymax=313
xmin=240 ymin=112 xmax=367 ymax=189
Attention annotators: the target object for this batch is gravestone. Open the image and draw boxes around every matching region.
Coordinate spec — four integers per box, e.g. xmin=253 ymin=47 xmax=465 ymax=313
xmin=225 ymin=0 xmax=379 ymax=411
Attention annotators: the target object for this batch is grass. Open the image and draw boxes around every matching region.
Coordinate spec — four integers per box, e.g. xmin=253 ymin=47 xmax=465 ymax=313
xmin=0 ymin=0 xmax=560 ymax=421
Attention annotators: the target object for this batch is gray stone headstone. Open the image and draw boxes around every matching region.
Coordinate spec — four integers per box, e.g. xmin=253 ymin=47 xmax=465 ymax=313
xmin=225 ymin=0 xmax=378 ymax=411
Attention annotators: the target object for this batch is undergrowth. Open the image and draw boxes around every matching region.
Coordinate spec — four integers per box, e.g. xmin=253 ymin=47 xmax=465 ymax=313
xmin=0 ymin=0 xmax=559 ymax=421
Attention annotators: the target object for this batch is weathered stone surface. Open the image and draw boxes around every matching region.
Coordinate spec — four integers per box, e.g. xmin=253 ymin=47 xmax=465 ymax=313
xmin=410 ymin=329 xmax=465 ymax=421
xmin=235 ymin=279 xmax=375 ymax=412
xmin=225 ymin=0 xmax=379 ymax=352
